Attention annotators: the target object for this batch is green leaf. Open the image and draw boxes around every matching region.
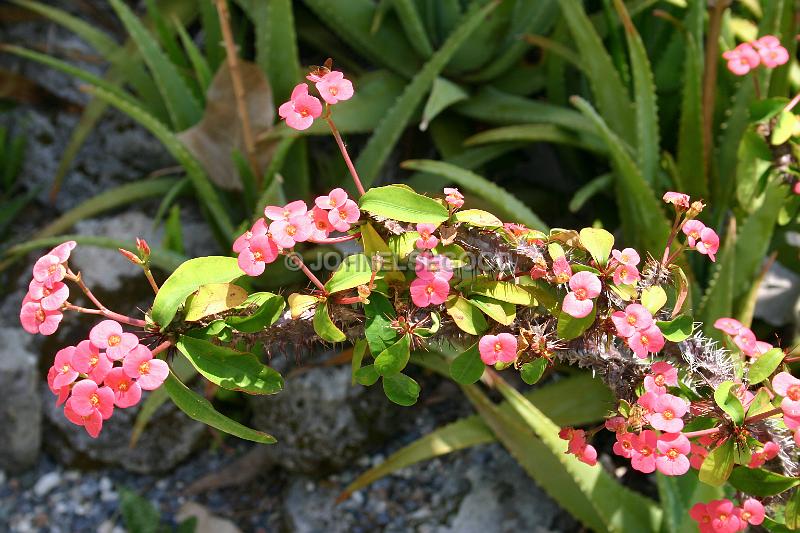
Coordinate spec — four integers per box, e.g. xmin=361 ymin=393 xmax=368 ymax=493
xmin=521 ymin=359 xmax=548 ymax=385
xmin=714 ymin=381 xmax=745 ymax=425
xmin=571 ymin=97 xmax=670 ymax=256
xmin=748 ymin=347 xmax=786 ymax=384
xmin=464 ymin=280 xmax=536 ymax=306
xmin=451 ymin=209 xmax=503 ymax=228
xmin=401 ymin=159 xmax=547 ymax=231
xmin=699 ymin=439 xmax=735 ymax=486
xmin=313 ymin=301 xmax=347 ymax=342
xmin=772 ymin=110 xmax=796 ymax=145
xmin=468 ymin=295 xmax=516 ymax=326
xmin=641 ymin=286 xmax=667 ymax=315
xmin=569 ymin=174 xmax=613 ymax=213
xmin=449 ymin=344 xmax=485 ymax=385
xmin=729 ymin=467 xmax=800 ymax=497
xmin=225 ymin=292 xmax=285 ymax=333
xmin=579 ymin=227 xmax=614 ymax=267
xmin=164 ymin=372 xmax=276 ymax=444
xmin=355 ymin=364 xmax=381 ymax=386
xmin=446 ymin=296 xmax=488 ymax=335
xmin=359 ymin=185 xmax=448 ymax=223
xmin=353 ymin=1 xmax=498 ymax=187
xmin=374 ymin=334 xmax=412 ymax=376
xmin=557 ymin=307 xmax=597 ymax=341
xmin=364 ymin=294 xmax=399 ymax=355
xmin=183 ymin=283 xmax=248 ymax=322
xmin=787 ymin=489 xmax=800 ymax=530
xmin=419 ymin=77 xmax=467 ymax=130
xmin=324 ymin=254 xmax=375 ymax=294
xmin=464 ymin=124 xmax=604 ymax=154
xmin=109 ymin=0 xmax=202 ymax=130
xmin=736 ymin=127 xmax=773 ymax=208
xmin=174 ymin=16 xmax=212 ymax=91
xmin=176 ymin=336 xmax=283 ymax=395
xmin=120 ymin=489 xmax=161 ymax=533
xmin=152 ymin=257 xmax=244 ymax=329
xmin=676 ymin=31 xmax=707 ymax=199
xmin=351 ymin=339 xmax=368 ymax=384
xmin=382 ymin=373 xmax=421 ymax=406
xmin=656 ymin=315 xmax=694 ymax=342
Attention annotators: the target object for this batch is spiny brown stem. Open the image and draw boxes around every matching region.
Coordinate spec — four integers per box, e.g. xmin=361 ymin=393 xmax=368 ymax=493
xmin=325 ymin=115 xmax=366 ymax=196
xmin=682 ymin=407 xmax=784 ymax=439
xmin=214 ymin=0 xmax=260 ymax=187
xmin=288 ymin=253 xmax=326 ymax=292
xmin=701 ymin=0 xmax=730 ymax=174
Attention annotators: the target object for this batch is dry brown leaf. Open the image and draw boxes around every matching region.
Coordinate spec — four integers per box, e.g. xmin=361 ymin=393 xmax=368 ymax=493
xmin=178 ymin=61 xmax=276 ymax=190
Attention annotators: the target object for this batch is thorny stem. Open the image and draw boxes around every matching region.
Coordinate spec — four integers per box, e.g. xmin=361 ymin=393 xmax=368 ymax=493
xmin=288 ymin=253 xmax=326 ymax=292
xmin=66 ymin=269 xmax=147 ymax=328
xmin=215 ymin=0 xmax=260 ymax=186
xmin=681 ymin=407 xmax=784 ymax=439
xmin=325 ymin=115 xmax=366 ymax=196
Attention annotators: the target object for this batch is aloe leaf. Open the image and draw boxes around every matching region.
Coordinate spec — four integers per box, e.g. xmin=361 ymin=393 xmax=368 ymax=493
xmin=559 ymin=0 xmax=634 ymax=145
xmin=393 ymin=0 xmax=433 ymax=58
xmin=464 ymin=124 xmax=605 ymax=154
xmin=405 ymin=144 xmax=521 ymax=192
xmin=173 ymin=16 xmax=212 ymax=91
xmin=354 ymin=1 xmax=499 ymax=187
xmin=612 ymin=0 xmax=659 ymax=185
xmin=109 ymin=0 xmax=202 ymax=130
xmin=493 ymin=374 xmax=662 ymax=532
xmin=571 ymin=97 xmax=671 ymax=256
xmin=419 ymin=78 xmax=467 ymax=131
xmin=676 ymin=31 xmax=706 ymax=199
xmin=569 ymin=174 xmax=613 ymax=213
xmin=401 ymin=159 xmax=547 ymax=231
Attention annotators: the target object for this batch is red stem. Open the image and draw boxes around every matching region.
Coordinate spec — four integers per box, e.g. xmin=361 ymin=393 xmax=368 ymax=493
xmin=66 ymin=269 xmax=147 ymax=327
xmin=325 ymin=115 xmax=366 ymax=196
xmin=307 ymin=233 xmax=361 ymax=244
xmin=786 ymin=92 xmax=800 ymax=113
xmin=151 ymin=340 xmax=173 ymax=357
xmin=288 ymin=253 xmax=326 ymax=292
xmin=63 ymin=302 xmax=147 ymax=328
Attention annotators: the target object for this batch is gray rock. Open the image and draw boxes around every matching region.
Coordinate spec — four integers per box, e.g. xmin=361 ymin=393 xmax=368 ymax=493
xmin=43 ymin=386 xmax=206 ymax=474
xmin=249 ymin=364 xmax=395 ymax=475
xmin=754 ymin=260 xmax=800 ymax=327
xmin=33 ymin=472 xmax=61 ymax=498
xmin=0 ymin=327 xmax=42 ymax=473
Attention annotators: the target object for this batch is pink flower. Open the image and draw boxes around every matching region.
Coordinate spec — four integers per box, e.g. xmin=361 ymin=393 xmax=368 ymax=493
xmin=647 ymin=393 xmax=688 ymax=432
xmin=48 ymin=240 xmax=76 ymax=262
xmin=409 ymin=277 xmax=449 ymax=307
xmin=313 ymin=71 xmax=354 ymax=105
xmin=71 ymin=340 xmax=112 ymax=384
xmin=575 ymin=443 xmax=597 ymax=466
xmin=754 ymin=341 xmax=773 ymax=357
xmin=611 ymin=303 xmax=653 ymax=338
xmin=232 ymin=218 xmax=268 ymax=253
xmin=309 ymin=207 xmax=334 ymax=240
xmin=67 ymin=379 xmax=114 ymax=420
xmin=611 ymin=248 xmax=640 ymax=266
xmin=315 ymin=188 xmax=349 ymax=210
xmin=20 ymin=301 xmax=62 ymax=335
xmin=754 ymin=35 xmax=789 ymax=68
xmin=104 ymin=368 xmax=142 ymax=408
xmin=695 ymin=227 xmax=719 ymax=262
xmin=748 ymin=441 xmax=780 ymax=468
xmin=327 ymin=199 xmax=360 ymax=232
xmin=562 ymin=271 xmax=601 ymax=318
xmin=612 ymin=264 xmax=640 ymax=285
xmin=644 ymin=361 xmax=678 ymax=394
xmin=551 ymin=256 xmax=571 ymax=284
xmin=265 ymin=200 xmax=308 ymax=221
xmin=63 ymin=401 xmax=103 ymax=438
xmin=415 ymin=253 xmax=453 ymax=281
xmin=444 ymin=188 xmax=464 ymax=208
xmin=682 ymin=220 xmax=705 ymax=247
xmin=478 ymin=333 xmax=518 ymax=365
xmin=689 ymin=503 xmax=714 ymax=533
xmin=613 ymin=432 xmax=636 ymax=458
xmin=772 ymin=372 xmax=800 ymax=417
xmin=270 ymin=215 xmax=313 ymax=248
xmin=628 ymin=325 xmax=665 ymax=358
xmin=237 ymin=235 xmax=279 ymax=276
xmin=630 ymin=430 xmax=658 ymax=473
xmin=415 ymin=223 xmax=439 ymax=250
xmin=51 ymin=346 xmax=79 ymax=390
xmin=690 ymin=443 xmax=708 ymax=470
xmin=708 ymin=499 xmax=742 ymax=533
xmin=604 ymin=416 xmax=626 ymax=432
xmin=723 ymin=42 xmax=761 ymax=75
xmin=560 ymin=428 xmax=597 ymax=466
xmin=714 ymin=317 xmax=743 ymax=336
xmin=27 ymin=279 xmax=69 ymax=311
xmin=278 ymin=83 xmax=322 ymax=130
xmin=655 ymin=432 xmax=691 ymax=476
xmin=122 ymin=345 xmax=169 ymax=390
xmin=637 ymin=391 xmax=661 ymax=413
xmin=738 ymin=498 xmax=765 ymax=526
xmin=89 ymin=320 xmax=139 ymax=361
xmin=733 ymin=328 xmax=760 ymax=357
xmin=32 ymin=254 xmax=66 ymax=288
xmin=663 ymin=192 xmax=690 ymax=209
xmin=47 ymin=367 xmax=70 ymax=406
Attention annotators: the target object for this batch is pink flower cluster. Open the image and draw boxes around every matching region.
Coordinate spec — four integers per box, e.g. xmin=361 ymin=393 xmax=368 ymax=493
xmin=410 ymin=252 xmax=452 ymax=307
xmin=562 ymin=271 xmax=601 ymax=318
xmin=46 ymin=319 xmax=167 ymax=438
xmin=610 ymin=247 xmax=640 ymax=285
xmin=278 ymin=70 xmax=353 ymax=130
xmin=235 ymin=189 xmax=361 ymax=276
xmin=559 ymin=427 xmax=597 ymax=466
xmin=20 ymin=241 xmax=76 ymax=336
xmin=723 ymin=35 xmax=789 ymax=76
xmin=444 ymin=188 xmax=464 ymax=209
xmin=478 ymin=332 xmax=518 ymax=366
xmin=773 ymin=372 xmax=800 ymax=446
xmin=611 ymin=303 xmax=665 ymax=358
xmin=713 ymin=317 xmax=773 ymax=357
xmin=682 ymin=220 xmax=719 ymax=262
xmin=690 ymin=498 xmax=764 ymax=532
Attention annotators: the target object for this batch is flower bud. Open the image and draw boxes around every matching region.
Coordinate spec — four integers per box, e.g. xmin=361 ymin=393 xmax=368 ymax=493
xmin=357 ymin=284 xmax=371 ymax=302
xmin=136 ymin=238 xmax=151 ymax=258
xmin=118 ymin=248 xmax=143 ymax=265
xmin=370 ymin=253 xmax=384 ymax=273
xmin=685 ymin=200 xmax=706 ymax=220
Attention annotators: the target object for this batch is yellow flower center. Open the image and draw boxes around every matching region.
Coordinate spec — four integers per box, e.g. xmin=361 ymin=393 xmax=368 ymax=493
xmin=90 ymin=394 xmax=99 ymax=406
xmin=61 ymin=364 xmax=71 ymax=374
xmin=139 ymin=362 xmax=150 ymax=376
xmin=788 ymin=384 xmax=800 ymax=401
xmin=119 ymin=382 xmax=128 ymax=391
xmin=663 ymin=409 xmax=674 ymax=420
xmin=107 ymin=334 xmax=121 ymax=347
xmin=253 ymin=251 xmax=263 ymax=261
xmin=654 ymin=375 xmax=666 ymax=387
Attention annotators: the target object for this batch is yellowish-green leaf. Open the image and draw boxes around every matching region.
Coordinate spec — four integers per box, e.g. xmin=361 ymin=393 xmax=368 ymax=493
xmin=641 ymin=286 xmax=667 ymax=315
xmin=452 ymin=209 xmax=503 ymax=227
xmin=446 ymin=296 xmax=488 ymax=335
xmin=184 ymin=283 xmax=248 ymax=322
xmin=579 ymin=227 xmax=614 ymax=266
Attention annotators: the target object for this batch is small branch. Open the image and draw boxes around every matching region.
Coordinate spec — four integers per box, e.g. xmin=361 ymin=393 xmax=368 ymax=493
xmin=307 ymin=233 xmax=361 ymax=245
xmin=752 ymin=74 xmax=762 ymax=100
xmin=151 ymin=340 xmax=173 ymax=357
xmin=682 ymin=427 xmax=723 ymax=439
xmin=288 ymin=253 xmax=327 ymax=292
xmin=325 ymin=116 xmax=366 ymax=196
xmin=744 ymin=406 xmax=783 ymax=424
xmin=63 ymin=302 xmax=147 ymax=328
xmin=701 ymin=0 xmax=730 ymax=174
xmin=66 ymin=269 xmax=147 ymax=327
xmin=785 ymin=92 xmax=800 ymax=113
xmin=143 ymin=267 xmax=160 ymax=295
xmin=214 ymin=0 xmax=260 ymax=186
